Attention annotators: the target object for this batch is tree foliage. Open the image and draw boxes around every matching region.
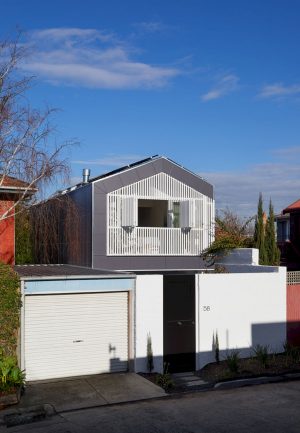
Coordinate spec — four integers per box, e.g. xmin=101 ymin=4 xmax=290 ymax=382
xmin=0 ymin=263 xmax=21 ymax=357
xmin=265 ymin=200 xmax=280 ymax=265
xmin=202 ymin=209 xmax=254 ymax=265
xmin=15 ymin=207 xmax=34 ymax=264
xmin=254 ymin=194 xmax=280 ymax=266
xmin=254 ymin=193 xmax=267 ymax=264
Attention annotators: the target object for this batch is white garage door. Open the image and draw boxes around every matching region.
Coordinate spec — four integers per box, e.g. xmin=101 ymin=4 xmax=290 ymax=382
xmin=24 ymin=292 xmax=128 ymax=381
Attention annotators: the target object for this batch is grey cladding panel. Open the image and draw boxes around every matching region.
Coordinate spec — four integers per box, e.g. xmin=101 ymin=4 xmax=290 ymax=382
xmin=100 ymin=176 xmax=124 ymax=194
xmin=93 ymin=157 xmax=213 ymax=198
xmin=118 ymin=170 xmax=140 ymax=187
xmin=93 ymin=193 xmax=106 ymax=214
xmin=135 ymin=163 xmax=157 ymax=180
xmin=93 ymin=232 xmax=106 ymax=255
xmin=93 ymin=181 xmax=108 ymax=194
xmin=151 ymin=158 xmax=164 ymax=173
xmin=93 ymin=255 xmax=207 ymax=271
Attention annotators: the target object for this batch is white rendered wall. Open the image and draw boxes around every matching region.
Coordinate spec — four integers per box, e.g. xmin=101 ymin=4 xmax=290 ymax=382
xmin=135 ymin=275 xmax=164 ymax=373
xmin=196 ymin=267 xmax=286 ymax=369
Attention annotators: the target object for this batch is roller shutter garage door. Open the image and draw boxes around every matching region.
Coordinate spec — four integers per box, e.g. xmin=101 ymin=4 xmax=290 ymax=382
xmin=24 ymin=292 xmax=128 ymax=381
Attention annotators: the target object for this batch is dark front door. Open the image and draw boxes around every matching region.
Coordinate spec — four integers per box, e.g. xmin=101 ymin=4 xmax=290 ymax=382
xmin=163 ymin=275 xmax=195 ymax=373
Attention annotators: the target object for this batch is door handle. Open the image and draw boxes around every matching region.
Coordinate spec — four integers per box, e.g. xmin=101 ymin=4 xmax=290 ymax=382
xmin=73 ymin=340 xmax=83 ymax=343
xmin=177 ymin=321 xmax=183 ymax=326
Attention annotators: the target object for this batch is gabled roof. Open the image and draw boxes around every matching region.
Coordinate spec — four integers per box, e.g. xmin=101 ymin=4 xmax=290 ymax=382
xmin=61 ymin=155 xmax=214 ymax=199
xmin=283 ymin=199 xmax=300 ymax=214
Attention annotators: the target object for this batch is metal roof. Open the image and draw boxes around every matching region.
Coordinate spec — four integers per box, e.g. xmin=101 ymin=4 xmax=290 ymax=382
xmin=14 ymin=264 xmax=135 ymax=280
xmin=283 ymin=198 xmax=300 ymax=214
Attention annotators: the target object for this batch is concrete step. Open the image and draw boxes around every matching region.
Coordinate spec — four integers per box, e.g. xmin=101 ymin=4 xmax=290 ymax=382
xmin=171 ymin=372 xmax=209 ymax=388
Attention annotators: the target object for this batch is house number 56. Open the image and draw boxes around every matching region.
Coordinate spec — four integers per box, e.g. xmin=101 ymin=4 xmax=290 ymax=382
xmin=203 ymin=306 xmax=210 ymax=311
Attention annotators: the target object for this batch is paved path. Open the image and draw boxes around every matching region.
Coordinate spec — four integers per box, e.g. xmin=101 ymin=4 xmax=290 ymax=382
xmin=3 ymin=380 xmax=300 ymax=432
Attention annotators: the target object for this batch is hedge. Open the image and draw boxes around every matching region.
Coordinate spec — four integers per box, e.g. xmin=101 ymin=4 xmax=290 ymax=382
xmin=0 ymin=263 xmax=21 ymax=357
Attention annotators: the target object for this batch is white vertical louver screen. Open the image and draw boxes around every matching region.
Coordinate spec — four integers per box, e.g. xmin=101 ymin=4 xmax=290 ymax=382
xmin=180 ymin=201 xmax=195 ymax=228
xmin=121 ymin=197 xmax=137 ymax=227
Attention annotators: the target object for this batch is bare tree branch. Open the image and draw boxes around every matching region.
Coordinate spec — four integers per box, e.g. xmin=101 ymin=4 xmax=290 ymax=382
xmin=0 ymin=35 xmax=77 ymax=221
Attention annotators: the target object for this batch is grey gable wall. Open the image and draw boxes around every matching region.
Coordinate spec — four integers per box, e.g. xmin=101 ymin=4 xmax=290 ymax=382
xmin=92 ymin=157 xmax=213 ymax=271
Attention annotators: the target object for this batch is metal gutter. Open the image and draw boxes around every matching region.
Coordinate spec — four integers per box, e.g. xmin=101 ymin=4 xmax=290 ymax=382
xmin=18 ymin=274 xmax=136 ymax=282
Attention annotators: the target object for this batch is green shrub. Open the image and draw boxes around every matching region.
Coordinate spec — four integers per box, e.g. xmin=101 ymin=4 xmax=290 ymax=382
xmin=226 ymin=350 xmax=240 ymax=373
xmin=0 ymin=352 xmax=25 ymax=392
xmin=0 ymin=263 xmax=22 ymax=357
xmin=253 ymin=344 xmax=270 ymax=368
xmin=155 ymin=363 xmax=174 ymax=391
xmin=283 ymin=341 xmax=300 ymax=362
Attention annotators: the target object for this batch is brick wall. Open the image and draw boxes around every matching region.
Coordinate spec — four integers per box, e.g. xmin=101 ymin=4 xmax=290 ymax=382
xmin=0 ymin=200 xmax=15 ymax=265
xmin=287 ymin=283 xmax=300 ymax=346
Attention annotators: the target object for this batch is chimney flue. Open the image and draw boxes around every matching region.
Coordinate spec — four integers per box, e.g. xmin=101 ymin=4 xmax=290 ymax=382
xmin=82 ymin=168 xmax=90 ymax=183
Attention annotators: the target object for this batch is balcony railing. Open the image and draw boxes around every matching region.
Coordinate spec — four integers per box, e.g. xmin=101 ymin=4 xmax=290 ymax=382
xmin=108 ymin=227 xmax=209 ymax=256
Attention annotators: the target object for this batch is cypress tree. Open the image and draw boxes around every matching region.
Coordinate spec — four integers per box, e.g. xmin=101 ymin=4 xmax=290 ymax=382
xmin=254 ymin=193 xmax=267 ymax=264
xmin=265 ymin=199 xmax=280 ymax=265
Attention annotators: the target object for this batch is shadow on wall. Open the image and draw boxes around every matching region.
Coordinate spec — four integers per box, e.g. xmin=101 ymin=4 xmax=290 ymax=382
xmin=199 ymin=321 xmax=289 ymax=370
xmin=106 ymin=321 xmax=299 ymax=374
xmin=287 ymin=321 xmax=300 ymax=347
xmin=135 ymin=321 xmax=300 ymax=373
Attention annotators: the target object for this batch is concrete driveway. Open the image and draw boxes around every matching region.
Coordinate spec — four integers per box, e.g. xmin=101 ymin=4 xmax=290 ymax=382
xmin=10 ymin=373 xmax=165 ymax=412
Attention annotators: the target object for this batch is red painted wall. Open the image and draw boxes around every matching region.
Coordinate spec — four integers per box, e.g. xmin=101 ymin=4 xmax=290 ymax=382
xmin=287 ymin=284 xmax=300 ymax=346
xmin=0 ymin=200 xmax=15 ymax=265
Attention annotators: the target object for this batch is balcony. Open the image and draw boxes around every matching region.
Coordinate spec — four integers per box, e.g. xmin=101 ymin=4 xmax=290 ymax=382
xmin=108 ymin=227 xmax=208 ymax=256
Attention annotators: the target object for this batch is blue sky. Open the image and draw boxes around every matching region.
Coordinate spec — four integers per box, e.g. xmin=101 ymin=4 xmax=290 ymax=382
xmin=2 ymin=0 xmax=300 ymax=216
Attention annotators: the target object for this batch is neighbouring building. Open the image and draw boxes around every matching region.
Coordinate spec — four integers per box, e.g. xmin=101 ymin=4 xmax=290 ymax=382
xmin=0 ymin=176 xmax=36 ymax=265
xmin=276 ymin=199 xmax=300 ymax=271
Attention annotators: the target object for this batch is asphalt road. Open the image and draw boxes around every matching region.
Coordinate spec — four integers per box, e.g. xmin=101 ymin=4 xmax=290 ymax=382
xmin=4 ymin=380 xmax=300 ymax=433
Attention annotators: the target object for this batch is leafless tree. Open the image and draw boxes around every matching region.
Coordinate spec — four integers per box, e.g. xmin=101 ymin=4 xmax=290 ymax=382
xmin=0 ymin=34 xmax=75 ymax=221
xmin=30 ymin=195 xmax=81 ymax=264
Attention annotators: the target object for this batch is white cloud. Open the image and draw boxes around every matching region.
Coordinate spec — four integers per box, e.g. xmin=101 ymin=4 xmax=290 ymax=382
xmin=258 ymin=83 xmax=300 ymax=99
xmin=30 ymin=28 xmax=111 ymax=42
xmin=22 ymin=27 xmax=180 ymax=89
xmin=201 ymin=74 xmax=239 ymax=102
xmin=272 ymin=145 xmax=300 ymax=159
xmin=132 ymin=21 xmax=167 ymax=34
xmin=202 ymin=155 xmax=300 ymax=217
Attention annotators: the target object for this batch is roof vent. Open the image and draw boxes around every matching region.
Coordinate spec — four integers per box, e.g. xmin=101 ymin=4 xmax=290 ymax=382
xmin=82 ymin=168 xmax=91 ymax=184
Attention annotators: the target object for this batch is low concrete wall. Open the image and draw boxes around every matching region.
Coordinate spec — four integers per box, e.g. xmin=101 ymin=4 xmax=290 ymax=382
xmin=135 ymin=275 xmax=164 ymax=373
xmin=223 ymin=264 xmax=280 ymax=273
xmin=216 ymin=248 xmax=280 ymax=273
xmin=216 ymin=248 xmax=259 ymax=266
xmin=196 ymin=267 xmax=287 ymax=369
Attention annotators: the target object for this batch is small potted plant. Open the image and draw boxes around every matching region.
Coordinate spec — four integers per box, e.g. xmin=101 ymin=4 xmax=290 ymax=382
xmin=0 ymin=354 xmax=25 ymax=409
